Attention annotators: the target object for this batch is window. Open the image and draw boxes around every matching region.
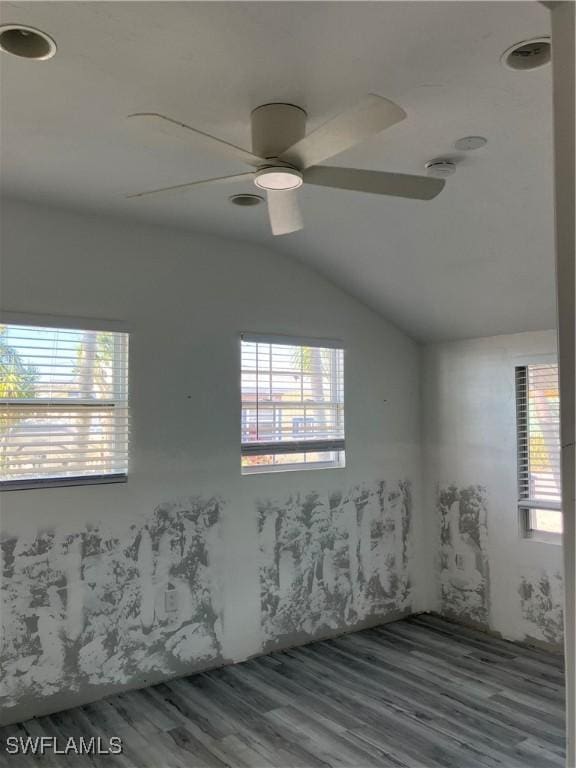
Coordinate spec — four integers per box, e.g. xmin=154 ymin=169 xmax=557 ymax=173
xmin=516 ymin=363 xmax=562 ymax=539
xmin=241 ymin=334 xmax=344 ymax=474
xmin=0 ymin=323 xmax=129 ymax=490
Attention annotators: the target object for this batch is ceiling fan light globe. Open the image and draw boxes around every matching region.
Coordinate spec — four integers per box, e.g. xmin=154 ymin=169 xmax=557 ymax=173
xmin=254 ymin=167 xmax=303 ymax=191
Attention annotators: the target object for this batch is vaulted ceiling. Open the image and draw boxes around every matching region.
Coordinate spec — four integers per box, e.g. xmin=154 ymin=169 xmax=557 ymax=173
xmin=0 ymin=1 xmax=555 ymax=341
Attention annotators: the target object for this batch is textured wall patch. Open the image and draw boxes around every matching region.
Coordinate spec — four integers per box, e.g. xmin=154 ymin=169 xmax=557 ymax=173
xmin=438 ymin=484 xmax=490 ymax=626
xmin=0 ymin=497 xmax=224 ymax=713
xmin=258 ymin=480 xmax=413 ymax=648
xmin=518 ymin=571 xmax=564 ymax=645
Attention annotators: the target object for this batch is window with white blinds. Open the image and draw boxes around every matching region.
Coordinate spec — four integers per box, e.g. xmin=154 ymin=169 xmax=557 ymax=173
xmin=241 ymin=334 xmax=345 ymax=474
xmin=516 ymin=363 xmax=562 ymax=536
xmin=0 ymin=324 xmax=129 ymax=490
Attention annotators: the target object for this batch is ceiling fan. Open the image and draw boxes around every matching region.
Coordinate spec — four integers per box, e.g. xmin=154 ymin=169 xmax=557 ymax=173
xmin=126 ymin=95 xmax=445 ymax=236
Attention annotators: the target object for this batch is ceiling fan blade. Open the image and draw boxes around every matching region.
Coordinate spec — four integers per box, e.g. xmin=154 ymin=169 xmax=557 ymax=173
xmin=128 ymin=113 xmax=265 ymax=168
xmin=267 ymin=190 xmax=303 ymax=236
xmin=125 ymin=172 xmax=255 ymax=199
xmin=279 ymin=95 xmax=406 ymax=170
xmin=304 ymin=166 xmax=445 ymax=200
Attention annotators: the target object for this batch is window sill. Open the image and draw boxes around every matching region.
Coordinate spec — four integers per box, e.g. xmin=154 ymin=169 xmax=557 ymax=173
xmin=0 ymin=474 xmax=127 ymax=491
xmin=522 ymin=531 xmax=563 ymax=546
xmin=242 ymin=460 xmax=345 ymax=476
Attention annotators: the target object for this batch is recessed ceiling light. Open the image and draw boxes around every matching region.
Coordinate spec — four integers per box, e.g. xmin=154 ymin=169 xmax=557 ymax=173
xmin=254 ymin=167 xmax=303 ymax=191
xmin=454 ymin=136 xmax=487 ymax=151
xmin=502 ymin=37 xmax=550 ymax=71
xmin=425 ymin=160 xmax=456 ymax=178
xmin=229 ymin=194 xmax=264 ymax=207
xmin=0 ymin=24 xmax=57 ymax=60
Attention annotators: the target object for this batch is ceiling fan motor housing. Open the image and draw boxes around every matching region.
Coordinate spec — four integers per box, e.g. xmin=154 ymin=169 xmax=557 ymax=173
xmin=251 ymin=103 xmax=307 ymax=161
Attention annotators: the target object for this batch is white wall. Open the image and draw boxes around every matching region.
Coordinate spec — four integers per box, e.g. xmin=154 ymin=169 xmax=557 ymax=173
xmin=424 ymin=330 xmax=564 ymax=647
xmin=0 ymin=198 xmax=424 ymax=723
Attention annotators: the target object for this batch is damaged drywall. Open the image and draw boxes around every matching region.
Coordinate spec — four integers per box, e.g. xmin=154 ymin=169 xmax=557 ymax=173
xmin=424 ymin=334 xmax=565 ymax=649
xmin=438 ymin=484 xmax=490 ymax=626
xmin=1 ymin=480 xmax=417 ymax=721
xmin=0 ymin=497 xmax=224 ymax=720
xmin=519 ymin=571 xmax=564 ymax=646
xmin=258 ymin=479 xmax=413 ymax=649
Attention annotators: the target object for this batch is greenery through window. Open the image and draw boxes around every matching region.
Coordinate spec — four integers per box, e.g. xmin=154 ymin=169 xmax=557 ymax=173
xmin=241 ymin=334 xmax=344 ymax=474
xmin=516 ymin=363 xmax=562 ymax=538
xmin=0 ymin=324 xmax=129 ymax=489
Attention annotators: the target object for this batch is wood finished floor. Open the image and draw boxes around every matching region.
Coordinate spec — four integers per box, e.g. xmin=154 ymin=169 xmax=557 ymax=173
xmin=0 ymin=615 xmax=565 ymax=768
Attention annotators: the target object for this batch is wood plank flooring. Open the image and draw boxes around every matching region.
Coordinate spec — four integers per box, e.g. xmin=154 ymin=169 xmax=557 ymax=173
xmin=0 ymin=615 xmax=565 ymax=768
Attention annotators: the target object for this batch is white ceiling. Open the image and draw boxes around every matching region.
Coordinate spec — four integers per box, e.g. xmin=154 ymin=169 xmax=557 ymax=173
xmin=0 ymin=1 xmax=555 ymax=341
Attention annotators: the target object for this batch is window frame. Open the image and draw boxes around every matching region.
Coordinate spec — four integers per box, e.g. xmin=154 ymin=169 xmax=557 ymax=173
xmin=515 ymin=355 xmax=562 ymax=543
xmin=0 ymin=313 xmax=129 ymax=491
xmin=240 ymin=332 xmax=345 ymax=475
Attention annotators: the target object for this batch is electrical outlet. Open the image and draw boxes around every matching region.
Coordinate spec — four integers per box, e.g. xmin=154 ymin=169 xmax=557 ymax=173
xmin=164 ymin=589 xmax=178 ymax=613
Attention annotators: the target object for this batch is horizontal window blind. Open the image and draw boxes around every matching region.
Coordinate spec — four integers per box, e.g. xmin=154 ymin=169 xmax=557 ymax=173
xmin=241 ymin=336 xmax=344 ymax=469
xmin=0 ymin=324 xmax=129 ymax=489
xmin=516 ymin=363 xmax=562 ymax=534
